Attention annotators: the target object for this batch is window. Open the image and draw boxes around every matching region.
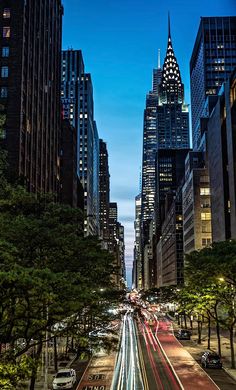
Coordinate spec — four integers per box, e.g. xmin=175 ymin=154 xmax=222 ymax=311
xmin=1 ymin=66 xmax=8 ymax=78
xmin=3 ymin=8 xmax=10 ymax=18
xmin=0 ymin=87 xmax=7 ymax=98
xmin=200 ymin=187 xmax=210 ymax=196
xmin=200 ymin=199 xmax=211 ymax=208
xmin=2 ymin=47 xmax=9 ymax=57
xmin=201 ymin=213 xmax=211 ymax=221
xmin=202 ymin=221 xmax=212 ymax=233
xmin=202 ymin=238 xmax=211 ymax=247
xmin=3 ymin=27 xmax=10 ymax=38
xmin=0 ymin=128 xmax=6 ymax=139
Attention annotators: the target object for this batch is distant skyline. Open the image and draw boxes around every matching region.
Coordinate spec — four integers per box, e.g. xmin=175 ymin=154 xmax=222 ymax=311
xmin=62 ymin=0 xmax=235 ymax=287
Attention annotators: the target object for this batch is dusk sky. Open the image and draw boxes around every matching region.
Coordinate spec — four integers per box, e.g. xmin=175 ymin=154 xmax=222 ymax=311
xmin=63 ymin=0 xmax=235 ymax=287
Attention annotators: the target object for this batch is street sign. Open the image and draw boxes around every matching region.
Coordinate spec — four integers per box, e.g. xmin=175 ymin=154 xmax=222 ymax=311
xmin=82 ymin=386 xmax=106 ymax=390
xmin=88 ymin=374 xmax=106 ymax=381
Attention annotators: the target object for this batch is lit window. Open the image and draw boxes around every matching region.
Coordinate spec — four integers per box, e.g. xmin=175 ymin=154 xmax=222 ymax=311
xmin=201 ymin=213 xmax=211 ymax=221
xmin=0 ymin=87 xmax=8 ymax=98
xmin=3 ymin=8 xmax=10 ymax=18
xmin=3 ymin=27 xmax=10 ymax=38
xmin=1 ymin=66 xmax=8 ymax=78
xmin=200 ymin=187 xmax=210 ymax=196
xmin=2 ymin=47 xmax=9 ymax=57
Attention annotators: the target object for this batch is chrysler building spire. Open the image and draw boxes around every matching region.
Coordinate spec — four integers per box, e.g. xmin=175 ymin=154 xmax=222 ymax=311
xmin=160 ymin=14 xmax=184 ymax=105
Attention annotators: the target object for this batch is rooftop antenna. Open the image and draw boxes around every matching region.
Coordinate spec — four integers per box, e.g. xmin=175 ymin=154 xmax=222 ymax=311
xmin=168 ymin=12 xmax=171 ymax=39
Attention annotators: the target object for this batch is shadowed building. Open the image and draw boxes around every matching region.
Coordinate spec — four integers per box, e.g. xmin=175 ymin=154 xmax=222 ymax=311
xmin=207 ymin=70 xmax=236 ymax=241
xmin=61 ymin=50 xmax=99 ymax=235
xmin=0 ymin=0 xmax=63 ymax=194
xmin=60 ymin=120 xmax=84 ymax=211
xmin=190 ymin=16 xmax=236 ymax=151
xmin=99 ymin=139 xmax=110 ymax=245
xmin=182 ymin=151 xmax=212 ymax=254
xmin=133 ymin=194 xmax=142 ymax=289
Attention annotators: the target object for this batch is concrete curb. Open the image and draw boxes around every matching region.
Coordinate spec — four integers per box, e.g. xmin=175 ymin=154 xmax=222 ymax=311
xmin=223 ymin=367 xmax=236 ymax=382
xmin=75 ymin=356 xmax=93 ymax=390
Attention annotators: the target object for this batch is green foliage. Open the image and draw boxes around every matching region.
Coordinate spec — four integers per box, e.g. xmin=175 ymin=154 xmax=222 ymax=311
xmin=0 ymin=355 xmax=33 ymax=389
xmin=0 ymin=151 xmax=121 ymax=385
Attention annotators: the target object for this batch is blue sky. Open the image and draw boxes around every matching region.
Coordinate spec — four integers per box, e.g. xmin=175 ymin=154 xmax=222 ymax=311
xmin=62 ymin=0 xmax=235 ymax=287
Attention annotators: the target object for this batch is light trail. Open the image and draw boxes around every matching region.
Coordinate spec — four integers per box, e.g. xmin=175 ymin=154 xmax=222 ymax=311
xmin=139 ymin=317 xmax=181 ymax=390
xmin=111 ymin=312 xmax=146 ymax=390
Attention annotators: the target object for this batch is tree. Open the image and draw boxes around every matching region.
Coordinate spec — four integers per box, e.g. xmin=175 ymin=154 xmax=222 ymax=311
xmin=0 ymin=182 xmax=120 ymax=388
xmin=185 ymin=242 xmax=236 ymax=367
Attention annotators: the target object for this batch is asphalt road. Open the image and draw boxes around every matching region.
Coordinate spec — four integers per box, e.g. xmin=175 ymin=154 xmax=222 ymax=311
xmin=137 ymin=318 xmax=181 ymax=390
xmin=111 ymin=312 xmax=145 ymax=390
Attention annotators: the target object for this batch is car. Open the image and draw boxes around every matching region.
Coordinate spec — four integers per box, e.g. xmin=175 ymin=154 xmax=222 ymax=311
xmin=176 ymin=329 xmax=191 ymax=340
xmin=52 ymin=368 xmax=76 ymax=389
xmin=201 ymin=351 xmax=222 ymax=368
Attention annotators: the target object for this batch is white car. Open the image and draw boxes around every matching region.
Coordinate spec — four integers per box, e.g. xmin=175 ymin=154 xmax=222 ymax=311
xmin=52 ymin=368 xmax=76 ymax=389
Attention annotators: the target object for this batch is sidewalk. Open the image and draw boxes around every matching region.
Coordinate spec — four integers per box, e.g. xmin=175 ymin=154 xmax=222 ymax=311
xmin=172 ymin=317 xmax=236 ymax=383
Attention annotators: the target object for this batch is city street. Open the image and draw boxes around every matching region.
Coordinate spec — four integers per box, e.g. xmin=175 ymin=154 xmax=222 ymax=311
xmin=108 ymin=312 xmax=236 ymax=390
xmin=111 ymin=312 xmax=146 ymax=390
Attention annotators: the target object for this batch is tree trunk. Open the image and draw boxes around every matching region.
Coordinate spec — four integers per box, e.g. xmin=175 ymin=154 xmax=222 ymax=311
xmin=180 ymin=314 xmax=184 ymax=328
xmin=197 ymin=316 xmax=202 ymax=344
xmin=184 ymin=312 xmax=187 ymax=329
xmin=65 ymin=332 xmax=69 ymax=355
xmin=29 ymin=340 xmax=43 ymax=390
xmin=207 ymin=316 xmax=211 ymax=350
xmin=214 ymin=304 xmax=221 ymax=357
xmin=54 ymin=336 xmax=58 ymax=372
xmin=189 ymin=316 xmax=193 ymax=330
xmin=230 ymin=324 xmax=235 ymax=369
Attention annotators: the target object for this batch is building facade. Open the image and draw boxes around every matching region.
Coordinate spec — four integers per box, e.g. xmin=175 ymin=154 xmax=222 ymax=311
xmin=61 ymin=50 xmax=99 ymax=235
xmin=182 ymin=152 xmax=212 ymax=254
xmin=140 ymin=17 xmax=190 ymax=289
xmin=190 ymin=16 xmax=236 ymax=150
xmin=207 ymin=70 xmax=236 ymax=241
xmin=99 ymin=139 xmax=110 ymax=244
xmin=161 ymin=187 xmax=184 ymax=286
xmin=133 ymin=194 xmax=142 ymax=289
xmin=156 ymin=149 xmax=189 ymax=228
xmin=0 ymin=0 xmax=63 ymax=194
xmin=60 ymin=120 xmax=82 ymax=209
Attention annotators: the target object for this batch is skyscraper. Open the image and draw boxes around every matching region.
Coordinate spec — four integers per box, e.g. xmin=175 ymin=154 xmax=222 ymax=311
xmin=61 ymin=51 xmax=99 ymax=236
xmin=141 ymin=64 xmax=161 ymax=225
xmin=99 ymin=139 xmax=110 ymax=244
xmin=0 ymin=0 xmax=63 ymax=194
xmin=207 ymin=69 xmax=236 ymax=241
xmin=190 ymin=16 xmax=236 ymax=150
xmin=133 ymin=194 xmax=142 ymax=289
xmin=140 ymin=16 xmax=190 ymax=289
xmin=157 ymin=18 xmax=189 ymax=150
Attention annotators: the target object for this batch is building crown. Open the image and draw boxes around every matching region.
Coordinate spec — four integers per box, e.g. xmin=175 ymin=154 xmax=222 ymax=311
xmin=160 ymin=14 xmax=184 ymax=104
